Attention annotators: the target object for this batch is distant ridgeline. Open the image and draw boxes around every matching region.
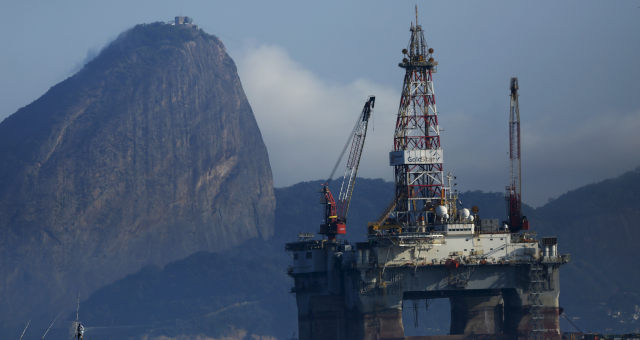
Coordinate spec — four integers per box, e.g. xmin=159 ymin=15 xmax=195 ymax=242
xmin=1 ymin=15 xmax=637 ymax=340
xmin=0 ymin=20 xmax=274 ymax=337
xmin=70 ymin=169 xmax=640 ymax=339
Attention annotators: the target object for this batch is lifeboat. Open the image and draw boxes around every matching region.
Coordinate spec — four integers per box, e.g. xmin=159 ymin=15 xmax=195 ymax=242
xmin=445 ymin=258 xmax=460 ymax=269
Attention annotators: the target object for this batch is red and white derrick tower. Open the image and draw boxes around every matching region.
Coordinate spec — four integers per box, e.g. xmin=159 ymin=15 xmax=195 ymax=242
xmin=506 ymin=77 xmax=528 ymax=232
xmin=389 ymin=8 xmax=446 ymax=228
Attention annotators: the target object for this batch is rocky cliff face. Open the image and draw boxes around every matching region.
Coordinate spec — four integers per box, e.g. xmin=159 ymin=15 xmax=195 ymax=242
xmin=0 ymin=22 xmax=274 ymax=332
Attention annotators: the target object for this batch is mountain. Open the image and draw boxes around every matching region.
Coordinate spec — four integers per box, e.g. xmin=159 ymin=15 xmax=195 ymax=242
xmin=0 ymin=21 xmax=274 ymax=336
xmin=530 ymin=167 xmax=640 ymax=333
xmin=76 ymin=169 xmax=640 ymax=338
xmin=69 ymin=179 xmax=394 ymax=339
xmin=79 ymin=239 xmax=292 ymax=340
xmin=70 ymin=179 xmax=529 ymax=339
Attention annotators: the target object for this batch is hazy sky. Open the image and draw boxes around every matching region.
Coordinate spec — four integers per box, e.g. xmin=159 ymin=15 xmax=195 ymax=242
xmin=1 ymin=1 xmax=639 ymax=206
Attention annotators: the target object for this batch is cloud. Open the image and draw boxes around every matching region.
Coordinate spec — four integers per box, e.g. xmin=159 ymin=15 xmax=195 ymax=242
xmin=442 ymin=105 xmax=640 ymax=207
xmin=237 ymin=44 xmax=640 ymax=207
xmin=237 ymin=44 xmax=399 ymax=187
xmin=430 ymin=105 xmax=640 ymax=207
xmin=522 ymin=109 xmax=640 ymax=204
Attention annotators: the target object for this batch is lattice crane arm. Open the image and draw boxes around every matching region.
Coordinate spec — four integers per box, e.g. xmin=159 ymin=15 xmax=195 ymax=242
xmin=319 ymin=96 xmax=375 ymax=239
xmin=337 ymin=96 xmax=375 ymax=220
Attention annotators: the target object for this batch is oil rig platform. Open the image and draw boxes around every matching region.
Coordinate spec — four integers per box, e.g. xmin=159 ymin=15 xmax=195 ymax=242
xmin=286 ymin=8 xmax=568 ymax=340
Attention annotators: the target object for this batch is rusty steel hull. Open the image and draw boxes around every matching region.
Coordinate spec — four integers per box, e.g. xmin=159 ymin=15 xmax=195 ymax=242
xmin=287 ymin=241 xmax=566 ymax=340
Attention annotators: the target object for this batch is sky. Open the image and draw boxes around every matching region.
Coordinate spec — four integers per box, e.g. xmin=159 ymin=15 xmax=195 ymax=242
xmin=1 ymin=0 xmax=639 ymax=207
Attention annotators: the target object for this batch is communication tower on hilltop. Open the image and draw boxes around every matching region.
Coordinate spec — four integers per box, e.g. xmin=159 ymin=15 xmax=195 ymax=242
xmin=390 ymin=6 xmax=447 ymax=228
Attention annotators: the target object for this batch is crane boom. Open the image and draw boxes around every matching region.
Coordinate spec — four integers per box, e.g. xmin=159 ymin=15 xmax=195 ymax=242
xmin=506 ymin=77 xmax=528 ymax=232
xmin=319 ymin=96 xmax=375 ymax=239
xmin=337 ymin=96 xmax=375 ymax=219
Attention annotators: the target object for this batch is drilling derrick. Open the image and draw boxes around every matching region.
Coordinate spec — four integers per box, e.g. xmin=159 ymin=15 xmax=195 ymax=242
xmin=287 ymin=11 xmax=567 ymax=340
xmin=389 ymin=8 xmax=445 ymax=228
xmin=507 ymin=77 xmax=528 ymax=232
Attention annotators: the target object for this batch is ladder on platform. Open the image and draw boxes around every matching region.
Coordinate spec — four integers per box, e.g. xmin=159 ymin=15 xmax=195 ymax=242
xmin=528 ymin=263 xmax=546 ymax=339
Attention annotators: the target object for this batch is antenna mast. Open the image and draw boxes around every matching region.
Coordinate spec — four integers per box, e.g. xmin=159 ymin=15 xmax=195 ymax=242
xmin=41 ymin=313 xmax=59 ymax=340
xmin=19 ymin=320 xmax=30 ymax=340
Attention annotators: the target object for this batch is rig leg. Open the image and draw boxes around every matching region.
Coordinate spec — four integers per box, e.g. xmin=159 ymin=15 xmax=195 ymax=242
xmin=449 ymin=294 xmax=504 ymax=335
xmin=361 ymin=308 xmax=404 ymax=340
xmin=298 ymin=295 xmax=347 ymax=340
xmin=503 ymin=288 xmax=561 ymax=340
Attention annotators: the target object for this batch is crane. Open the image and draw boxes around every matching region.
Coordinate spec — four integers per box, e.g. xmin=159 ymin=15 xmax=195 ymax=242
xmin=319 ymin=96 xmax=375 ymax=240
xmin=506 ymin=77 xmax=528 ymax=232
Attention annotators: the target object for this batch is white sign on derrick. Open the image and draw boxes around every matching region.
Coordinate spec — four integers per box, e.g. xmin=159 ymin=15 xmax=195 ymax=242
xmin=389 ymin=149 xmax=443 ymax=165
